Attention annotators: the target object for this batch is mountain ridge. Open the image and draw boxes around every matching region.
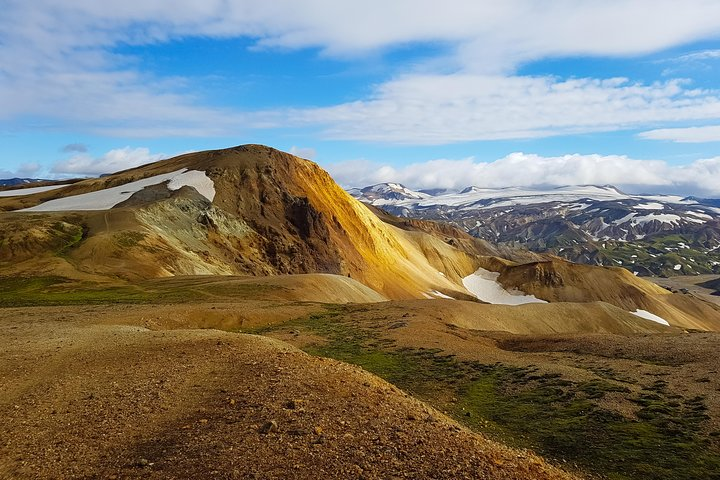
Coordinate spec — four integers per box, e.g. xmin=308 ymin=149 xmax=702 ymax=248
xmin=352 ymin=181 xmax=720 ymax=276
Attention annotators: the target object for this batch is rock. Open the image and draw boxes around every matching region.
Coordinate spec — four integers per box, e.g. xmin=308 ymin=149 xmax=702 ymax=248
xmin=259 ymin=420 xmax=278 ymax=434
xmin=136 ymin=458 xmax=150 ymax=468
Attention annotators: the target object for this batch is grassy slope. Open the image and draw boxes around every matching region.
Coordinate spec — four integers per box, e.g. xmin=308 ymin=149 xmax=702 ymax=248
xmin=252 ymin=306 xmax=720 ymax=480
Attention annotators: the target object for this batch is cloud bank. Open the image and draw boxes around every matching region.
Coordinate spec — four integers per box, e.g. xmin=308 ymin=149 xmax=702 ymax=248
xmin=1 ymin=1 xmax=720 ymax=141
xmin=297 ymin=75 xmax=720 ymax=144
xmin=326 ymin=153 xmax=720 ymax=197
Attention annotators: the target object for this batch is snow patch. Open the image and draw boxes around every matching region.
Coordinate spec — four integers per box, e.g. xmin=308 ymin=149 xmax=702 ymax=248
xmin=634 ymin=202 xmax=664 ymax=210
xmin=167 ymin=170 xmax=216 ymax=202
xmin=0 ymin=184 xmax=70 ymax=197
xmin=20 ymin=169 xmax=214 ymax=212
xmin=631 ymin=309 xmax=670 ymax=326
xmin=462 ymin=268 xmax=547 ymax=305
xmin=429 ymin=290 xmax=455 ymax=300
xmin=633 ymin=213 xmax=682 ymax=225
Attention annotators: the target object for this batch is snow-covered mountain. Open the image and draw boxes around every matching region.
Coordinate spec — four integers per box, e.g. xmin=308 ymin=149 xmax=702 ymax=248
xmin=352 ymin=183 xmax=720 ymax=276
xmin=349 ymin=182 xmax=430 ymax=203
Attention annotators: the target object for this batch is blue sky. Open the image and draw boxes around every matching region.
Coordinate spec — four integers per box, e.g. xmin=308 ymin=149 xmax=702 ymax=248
xmin=1 ymin=1 xmax=720 ymax=194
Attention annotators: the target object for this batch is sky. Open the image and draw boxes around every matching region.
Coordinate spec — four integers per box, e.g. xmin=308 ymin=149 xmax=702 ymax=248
xmin=1 ymin=1 xmax=720 ymax=195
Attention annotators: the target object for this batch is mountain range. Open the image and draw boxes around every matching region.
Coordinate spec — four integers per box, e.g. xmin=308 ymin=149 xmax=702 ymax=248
xmin=351 ymin=182 xmax=720 ymax=277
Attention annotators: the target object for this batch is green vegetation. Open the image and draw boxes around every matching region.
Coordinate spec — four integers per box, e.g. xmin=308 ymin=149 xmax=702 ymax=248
xmin=257 ymin=308 xmax=720 ymax=480
xmin=52 ymin=221 xmax=85 ymax=256
xmin=592 ymin=234 xmax=720 ymax=276
xmin=0 ymin=276 xmax=280 ymax=307
xmin=0 ymin=276 xmax=153 ymax=306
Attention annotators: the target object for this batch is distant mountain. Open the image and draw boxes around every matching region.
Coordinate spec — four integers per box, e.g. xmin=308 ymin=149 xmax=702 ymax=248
xmin=352 ymin=184 xmax=720 ymax=277
xmin=349 ymin=182 xmax=430 ymax=202
xmin=0 ymin=178 xmax=48 ymax=187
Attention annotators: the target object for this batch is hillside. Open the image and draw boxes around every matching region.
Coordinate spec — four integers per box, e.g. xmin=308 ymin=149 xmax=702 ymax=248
xmin=0 ymin=145 xmax=482 ymax=299
xmin=0 ymin=305 xmax=576 ymax=480
xmin=472 ymin=256 xmax=720 ymax=331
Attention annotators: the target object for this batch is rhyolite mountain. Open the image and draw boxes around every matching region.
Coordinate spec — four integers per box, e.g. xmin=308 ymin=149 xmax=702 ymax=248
xmin=351 ymin=183 xmax=720 ymax=277
xmin=1 ymin=145 xmax=720 ymax=330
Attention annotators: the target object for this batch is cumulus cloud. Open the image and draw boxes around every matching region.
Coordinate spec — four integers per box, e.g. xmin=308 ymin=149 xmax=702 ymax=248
xmin=0 ymin=162 xmax=43 ymax=179
xmin=638 ymin=125 xmax=720 ymax=143
xmin=52 ymin=147 xmax=167 ymax=176
xmin=326 ymin=153 xmax=720 ymax=197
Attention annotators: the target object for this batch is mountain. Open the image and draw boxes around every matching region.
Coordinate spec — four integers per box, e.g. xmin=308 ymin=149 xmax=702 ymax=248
xmin=353 ymin=183 xmax=720 ymax=276
xmin=349 ymin=182 xmax=431 ymax=202
xmin=0 ymin=145 xmax=482 ymax=299
xmin=0 ymin=177 xmax=48 ymax=187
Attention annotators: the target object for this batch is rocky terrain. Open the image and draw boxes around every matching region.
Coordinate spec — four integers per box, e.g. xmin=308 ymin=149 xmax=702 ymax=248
xmin=351 ymin=183 xmax=720 ymax=277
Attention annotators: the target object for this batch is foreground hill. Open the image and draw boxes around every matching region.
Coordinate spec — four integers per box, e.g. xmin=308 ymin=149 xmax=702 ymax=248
xmin=352 ymin=183 xmax=720 ymax=276
xmin=0 ymin=305 xmax=575 ymax=480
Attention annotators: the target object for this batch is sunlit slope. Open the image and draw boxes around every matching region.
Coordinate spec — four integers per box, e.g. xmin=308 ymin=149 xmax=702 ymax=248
xmin=0 ymin=145 xmax=478 ymax=299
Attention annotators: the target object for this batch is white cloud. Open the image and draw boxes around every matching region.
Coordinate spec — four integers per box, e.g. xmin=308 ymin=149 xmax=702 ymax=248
xmin=52 ymin=147 xmax=167 ymax=176
xmin=327 ymin=152 xmax=720 ymax=197
xmin=638 ymin=125 xmax=720 ymax=143
xmin=674 ymin=49 xmax=720 ymax=62
xmin=294 ymin=75 xmax=720 ymax=144
xmin=2 ymin=1 xmax=720 ymax=140
xmin=0 ymin=162 xmax=43 ymax=179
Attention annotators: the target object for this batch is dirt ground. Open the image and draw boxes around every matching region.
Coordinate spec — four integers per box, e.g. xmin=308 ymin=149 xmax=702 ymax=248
xmin=0 ymin=304 xmax=577 ymax=480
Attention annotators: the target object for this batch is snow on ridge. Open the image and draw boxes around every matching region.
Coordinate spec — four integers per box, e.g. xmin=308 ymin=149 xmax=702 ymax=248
xmin=689 ymin=211 xmax=713 ymax=220
xmin=634 ymin=202 xmax=664 ymax=210
xmin=462 ymin=268 xmax=547 ymax=305
xmin=633 ymin=213 xmax=682 ymax=225
xmin=631 ymin=309 xmax=670 ymax=326
xmin=168 ymin=170 xmax=215 ymax=202
xmin=0 ymin=184 xmax=70 ymax=197
xmin=428 ymin=290 xmax=455 ymax=300
xmin=20 ymin=169 xmax=215 ymax=212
